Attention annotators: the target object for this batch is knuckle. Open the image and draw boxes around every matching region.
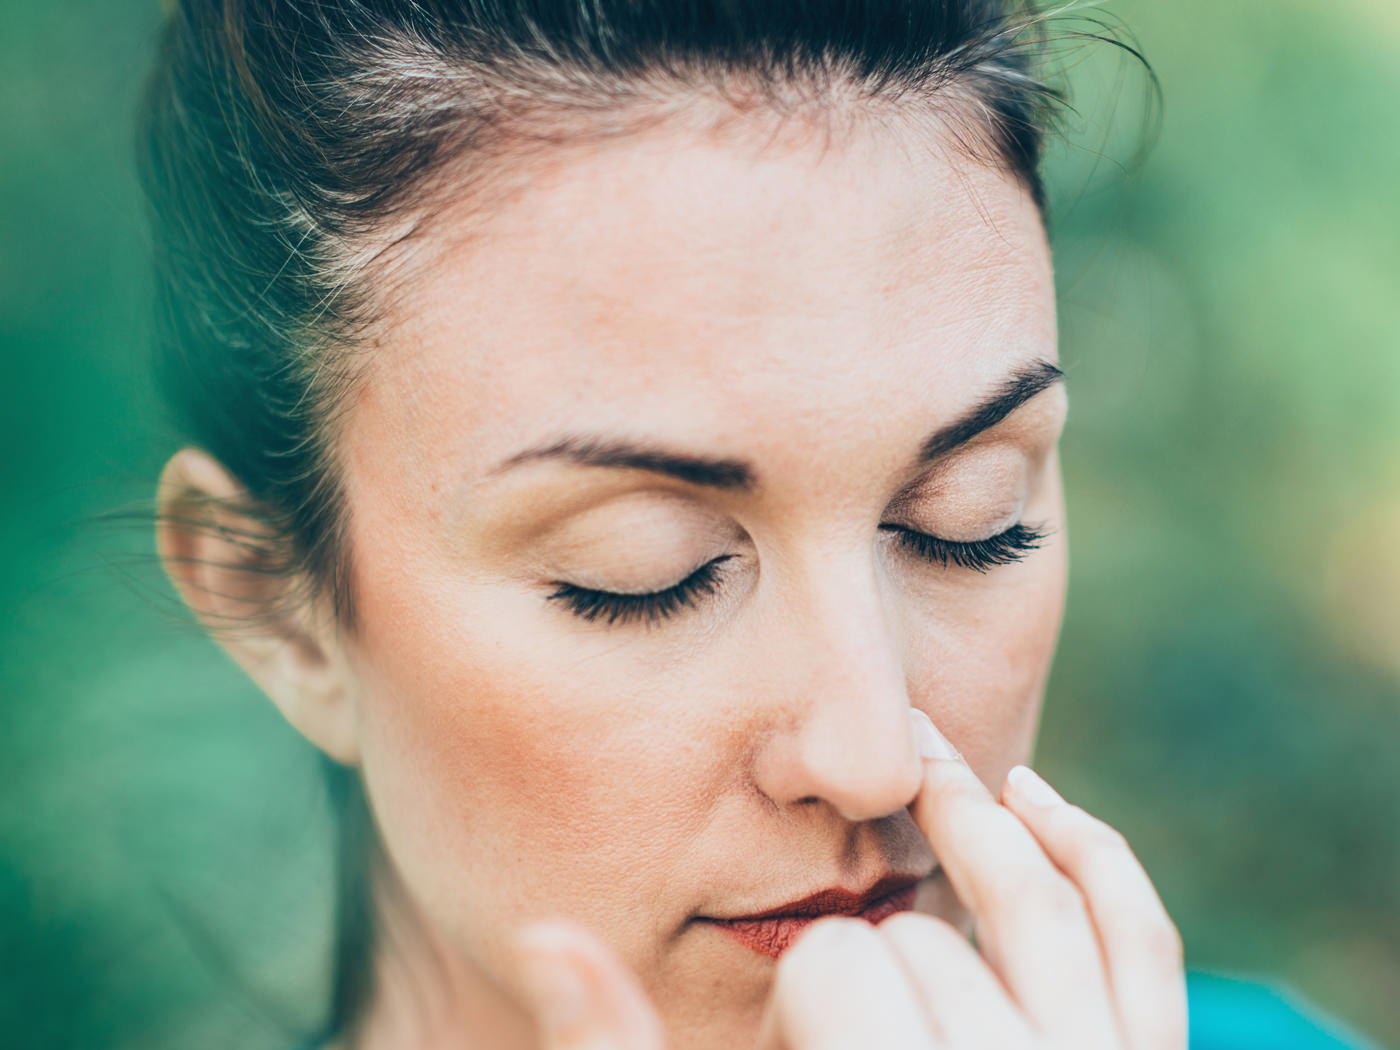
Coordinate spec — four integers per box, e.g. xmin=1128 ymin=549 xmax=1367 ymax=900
xmin=984 ymin=859 xmax=1086 ymax=926
xmin=1082 ymin=812 xmax=1131 ymax=853
xmin=1069 ymin=811 xmax=1132 ymax=865
xmin=974 ymin=849 xmax=1043 ymax=907
xmin=1140 ymin=913 xmax=1185 ymax=966
xmin=1100 ymin=898 xmax=1183 ymax=969
xmin=1038 ymin=875 xmax=1090 ymax=924
xmin=1008 ymin=869 xmax=1090 ymax=931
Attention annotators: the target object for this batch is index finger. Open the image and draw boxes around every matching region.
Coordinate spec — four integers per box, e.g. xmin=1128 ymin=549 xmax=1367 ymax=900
xmin=905 ymin=709 xmax=1119 ymax=1045
xmin=906 ymin=710 xmax=1060 ymax=918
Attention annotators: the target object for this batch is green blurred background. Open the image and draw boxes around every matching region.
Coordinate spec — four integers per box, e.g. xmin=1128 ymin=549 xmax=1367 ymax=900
xmin=2 ymin=1 xmax=1397 ymax=1047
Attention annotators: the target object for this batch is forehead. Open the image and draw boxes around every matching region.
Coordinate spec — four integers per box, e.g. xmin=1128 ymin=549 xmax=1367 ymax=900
xmin=347 ymin=114 xmax=1055 ymax=492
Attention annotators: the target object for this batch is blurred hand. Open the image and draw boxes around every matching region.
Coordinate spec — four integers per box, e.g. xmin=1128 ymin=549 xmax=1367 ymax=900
xmin=512 ymin=710 xmax=1186 ymax=1050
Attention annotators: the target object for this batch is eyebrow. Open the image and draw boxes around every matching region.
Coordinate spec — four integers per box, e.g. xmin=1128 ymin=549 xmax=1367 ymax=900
xmin=918 ymin=359 xmax=1064 ymax=461
xmin=491 ymin=359 xmax=1064 ymax=492
xmin=495 ymin=436 xmax=755 ymax=490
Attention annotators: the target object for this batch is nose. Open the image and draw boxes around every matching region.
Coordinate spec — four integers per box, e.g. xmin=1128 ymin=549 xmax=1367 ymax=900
xmin=750 ymin=554 xmax=925 ymax=823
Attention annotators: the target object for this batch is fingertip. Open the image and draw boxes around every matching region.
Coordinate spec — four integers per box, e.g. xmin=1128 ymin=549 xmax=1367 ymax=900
xmin=514 ymin=917 xmax=669 ymax=1050
xmin=771 ymin=914 xmax=937 ymax=1049
xmin=1003 ymin=764 xmax=1066 ymax=810
xmin=513 ymin=917 xmax=594 ymax=969
xmin=514 ymin=922 xmax=593 ymax=1040
xmin=909 ymin=708 xmax=961 ymax=762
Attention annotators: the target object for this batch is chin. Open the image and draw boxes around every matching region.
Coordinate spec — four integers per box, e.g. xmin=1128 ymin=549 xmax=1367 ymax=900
xmin=643 ymin=931 xmax=773 ymax=1050
xmin=663 ymin=999 xmax=770 ymax=1050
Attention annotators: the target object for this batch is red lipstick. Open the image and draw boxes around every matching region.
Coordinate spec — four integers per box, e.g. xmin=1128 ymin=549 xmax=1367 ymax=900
xmin=703 ymin=875 xmax=922 ymax=960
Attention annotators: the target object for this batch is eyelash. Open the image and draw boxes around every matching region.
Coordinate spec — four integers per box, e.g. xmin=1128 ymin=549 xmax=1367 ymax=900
xmin=547 ymin=555 xmax=737 ymax=627
xmin=882 ymin=521 xmax=1050 ymax=572
xmin=546 ymin=523 xmax=1049 ymax=626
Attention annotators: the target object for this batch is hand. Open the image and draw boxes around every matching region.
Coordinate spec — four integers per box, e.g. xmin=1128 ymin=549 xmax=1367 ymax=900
xmin=753 ymin=713 xmax=1187 ymax=1050
xmin=512 ymin=710 xmax=1186 ymax=1050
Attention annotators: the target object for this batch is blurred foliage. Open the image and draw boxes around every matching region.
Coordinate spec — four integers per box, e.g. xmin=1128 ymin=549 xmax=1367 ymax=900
xmin=1 ymin=0 xmax=1396 ymax=1047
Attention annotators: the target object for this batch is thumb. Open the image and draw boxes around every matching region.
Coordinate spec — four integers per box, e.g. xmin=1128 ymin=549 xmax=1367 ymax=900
xmin=513 ymin=919 xmax=668 ymax=1050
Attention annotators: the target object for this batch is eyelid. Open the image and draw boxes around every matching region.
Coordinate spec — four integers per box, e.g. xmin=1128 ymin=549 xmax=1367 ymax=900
xmin=886 ymin=443 xmax=1038 ymax=525
xmin=487 ymin=486 xmax=738 ymax=579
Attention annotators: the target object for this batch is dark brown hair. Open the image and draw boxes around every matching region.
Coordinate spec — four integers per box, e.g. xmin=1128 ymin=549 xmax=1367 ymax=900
xmin=136 ymin=1 xmax=1113 ymax=1043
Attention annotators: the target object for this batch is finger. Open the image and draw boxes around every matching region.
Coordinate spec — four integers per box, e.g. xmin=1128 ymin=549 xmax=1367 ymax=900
xmin=514 ymin=919 xmax=668 ymax=1050
xmin=876 ymin=912 xmax=1037 ymax=1050
xmin=756 ymin=916 xmax=942 ymax=1050
xmin=1002 ymin=766 xmax=1188 ymax=1050
xmin=907 ymin=709 xmax=1119 ymax=1046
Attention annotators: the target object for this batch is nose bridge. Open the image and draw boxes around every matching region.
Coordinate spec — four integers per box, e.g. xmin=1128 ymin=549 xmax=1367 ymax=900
xmin=754 ymin=545 xmax=923 ymax=822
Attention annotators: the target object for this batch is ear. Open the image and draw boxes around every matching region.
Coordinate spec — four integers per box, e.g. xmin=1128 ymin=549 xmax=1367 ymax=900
xmin=156 ymin=448 xmax=360 ymax=765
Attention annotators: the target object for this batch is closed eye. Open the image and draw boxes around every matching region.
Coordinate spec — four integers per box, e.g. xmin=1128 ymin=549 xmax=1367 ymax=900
xmin=546 ymin=523 xmax=1047 ymax=627
xmin=546 ymin=555 xmax=736 ymax=626
xmin=883 ymin=521 xmax=1050 ymax=572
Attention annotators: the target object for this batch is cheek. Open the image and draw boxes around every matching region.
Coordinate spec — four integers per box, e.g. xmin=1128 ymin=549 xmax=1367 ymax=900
xmin=906 ymin=541 xmax=1068 ymax=777
xmin=344 ymin=572 xmax=726 ymax=943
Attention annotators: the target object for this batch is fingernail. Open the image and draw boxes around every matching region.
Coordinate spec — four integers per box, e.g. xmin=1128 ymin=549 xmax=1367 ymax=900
xmin=1007 ymin=765 xmax=1064 ymax=807
xmin=910 ymin=708 xmax=960 ymax=761
xmin=516 ymin=928 xmax=591 ymax=1038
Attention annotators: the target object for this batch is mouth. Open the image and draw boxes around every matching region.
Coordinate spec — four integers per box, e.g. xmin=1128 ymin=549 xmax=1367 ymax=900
xmin=698 ymin=873 xmax=925 ymax=960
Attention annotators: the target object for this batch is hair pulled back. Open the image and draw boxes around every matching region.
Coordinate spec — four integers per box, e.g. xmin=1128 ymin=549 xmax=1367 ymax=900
xmin=138 ymin=0 xmax=1072 ymax=1043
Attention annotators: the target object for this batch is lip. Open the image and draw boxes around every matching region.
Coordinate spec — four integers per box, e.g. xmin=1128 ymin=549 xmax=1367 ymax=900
xmin=701 ymin=874 xmax=924 ymax=960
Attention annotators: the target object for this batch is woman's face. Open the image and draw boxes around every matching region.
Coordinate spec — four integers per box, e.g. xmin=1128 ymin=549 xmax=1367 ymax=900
xmin=334 ymin=113 xmax=1065 ymax=1047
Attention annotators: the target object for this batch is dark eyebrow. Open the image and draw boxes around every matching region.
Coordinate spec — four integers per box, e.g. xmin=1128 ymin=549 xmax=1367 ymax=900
xmin=918 ymin=359 xmax=1064 ymax=463
xmin=494 ymin=436 xmax=756 ymax=490
xmin=491 ymin=359 xmax=1063 ymax=491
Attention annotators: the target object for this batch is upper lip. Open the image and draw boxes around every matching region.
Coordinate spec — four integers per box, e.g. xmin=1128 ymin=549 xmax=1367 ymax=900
xmin=709 ymin=872 xmax=925 ymax=922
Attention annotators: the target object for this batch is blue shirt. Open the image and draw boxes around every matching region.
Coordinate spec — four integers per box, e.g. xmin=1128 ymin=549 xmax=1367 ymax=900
xmin=1188 ymin=971 xmax=1383 ymax=1050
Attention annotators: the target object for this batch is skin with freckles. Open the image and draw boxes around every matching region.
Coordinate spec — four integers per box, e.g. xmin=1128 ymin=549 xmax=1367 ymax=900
xmin=162 ymin=106 xmax=1072 ymax=1050
xmin=313 ymin=107 xmax=1068 ymax=1050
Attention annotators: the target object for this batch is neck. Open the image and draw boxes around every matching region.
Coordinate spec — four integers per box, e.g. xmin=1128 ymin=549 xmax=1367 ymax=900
xmin=342 ymin=848 xmax=541 ymax=1050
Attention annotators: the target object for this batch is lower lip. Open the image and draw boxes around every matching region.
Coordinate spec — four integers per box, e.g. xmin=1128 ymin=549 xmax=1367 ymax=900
xmin=705 ymin=884 xmax=920 ymax=960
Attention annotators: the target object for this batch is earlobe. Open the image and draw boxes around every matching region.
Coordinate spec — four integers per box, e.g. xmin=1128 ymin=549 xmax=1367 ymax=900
xmin=156 ymin=448 xmax=361 ymax=766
